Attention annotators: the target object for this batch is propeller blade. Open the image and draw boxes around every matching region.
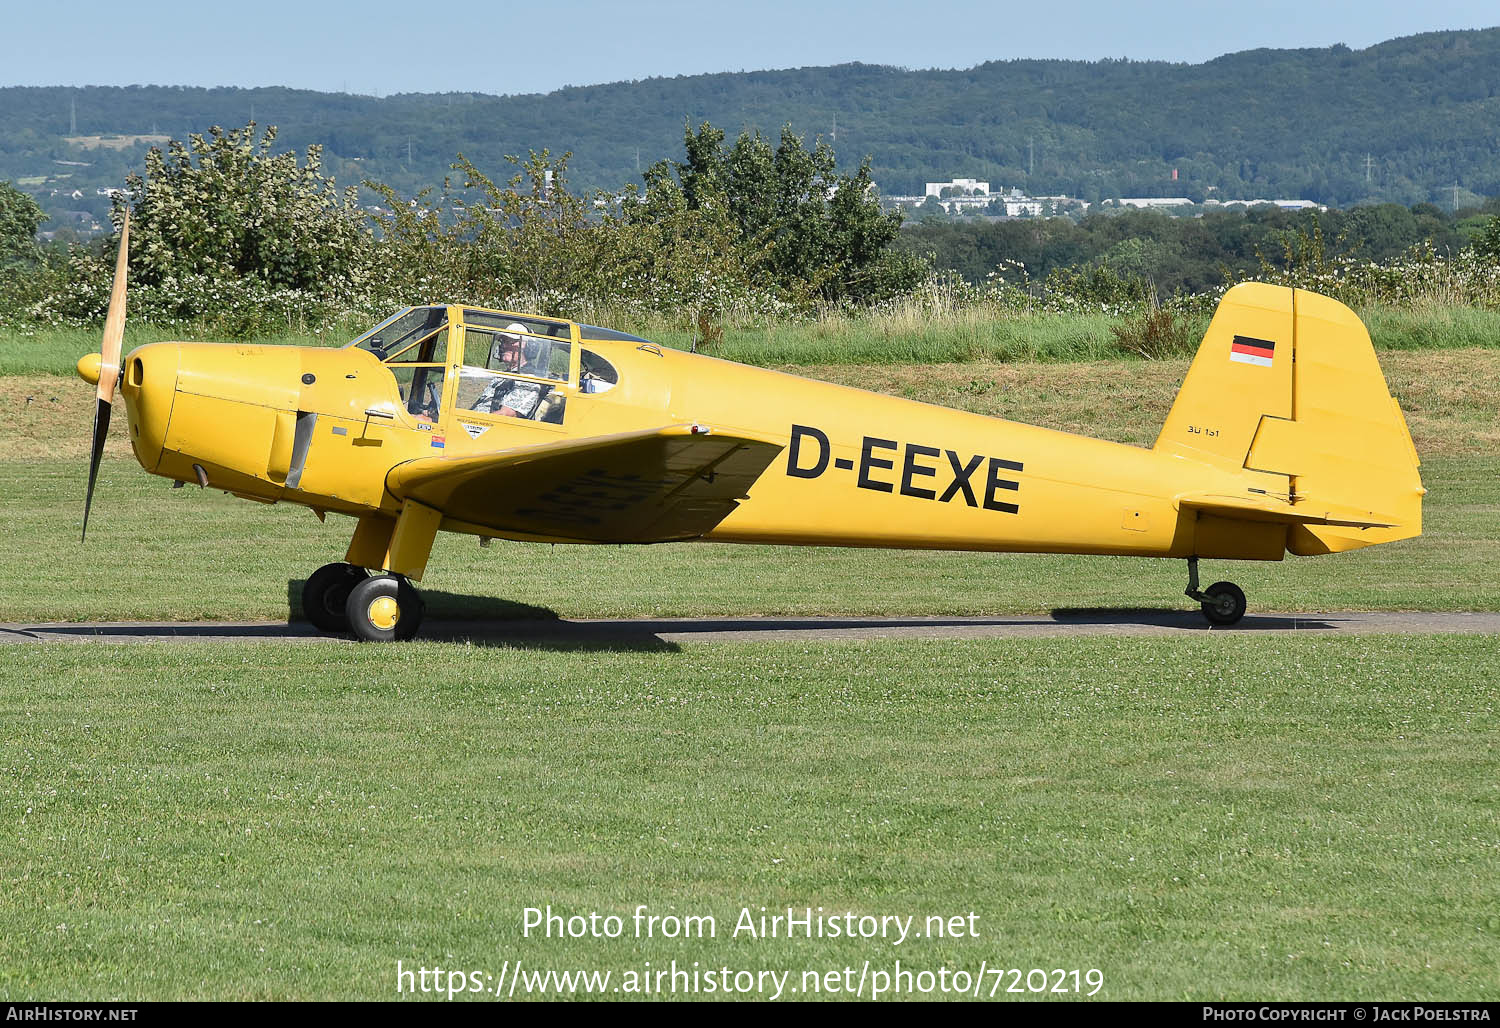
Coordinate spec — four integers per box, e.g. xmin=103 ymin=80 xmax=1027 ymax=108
xmin=83 ymin=211 xmax=129 ymax=542
xmin=82 ymin=398 xmax=111 ymax=542
xmin=97 ymin=210 xmax=129 ymax=405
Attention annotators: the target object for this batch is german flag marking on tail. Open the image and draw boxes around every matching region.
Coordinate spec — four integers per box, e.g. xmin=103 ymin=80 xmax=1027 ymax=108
xmin=1230 ymin=335 xmax=1276 ymax=367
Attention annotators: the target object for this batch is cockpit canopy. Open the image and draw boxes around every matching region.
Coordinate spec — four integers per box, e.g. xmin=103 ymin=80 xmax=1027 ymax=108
xmin=346 ymin=306 xmax=627 ymax=424
xmin=349 ymin=306 xmax=576 ymax=377
xmin=460 ymin=310 xmax=572 ymax=381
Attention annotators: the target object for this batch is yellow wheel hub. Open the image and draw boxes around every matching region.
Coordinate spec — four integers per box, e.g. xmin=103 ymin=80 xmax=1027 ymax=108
xmin=366 ymin=595 xmax=400 ymax=631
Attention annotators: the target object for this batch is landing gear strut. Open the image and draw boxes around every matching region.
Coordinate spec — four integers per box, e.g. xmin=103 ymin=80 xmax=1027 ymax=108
xmin=345 ymin=573 xmax=425 ymax=642
xmin=1185 ymin=557 xmax=1247 ymax=627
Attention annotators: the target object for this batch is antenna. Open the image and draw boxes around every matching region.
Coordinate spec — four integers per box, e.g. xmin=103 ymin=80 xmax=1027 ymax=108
xmin=69 ymin=96 xmax=76 ymax=136
xmin=1028 ymin=137 xmax=1034 ymax=176
xmin=832 ymin=112 xmax=837 ymax=144
xmin=1365 ymin=153 xmax=1373 ymax=183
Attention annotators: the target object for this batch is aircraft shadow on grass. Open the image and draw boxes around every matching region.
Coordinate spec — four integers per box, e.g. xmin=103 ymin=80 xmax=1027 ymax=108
xmin=285 ymin=579 xmax=682 ymax=652
xmin=4 ymin=603 xmax=1339 ymax=650
xmin=1047 ymin=608 xmax=1338 ymax=631
xmin=282 ymin=592 xmax=1342 ymax=642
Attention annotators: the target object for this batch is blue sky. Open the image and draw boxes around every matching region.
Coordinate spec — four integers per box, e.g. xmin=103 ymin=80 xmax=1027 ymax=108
xmin=6 ymin=0 xmax=1497 ymax=95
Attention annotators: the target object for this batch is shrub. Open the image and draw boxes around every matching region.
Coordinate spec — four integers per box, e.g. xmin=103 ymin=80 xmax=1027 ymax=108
xmin=1110 ymin=305 xmax=1195 ymax=360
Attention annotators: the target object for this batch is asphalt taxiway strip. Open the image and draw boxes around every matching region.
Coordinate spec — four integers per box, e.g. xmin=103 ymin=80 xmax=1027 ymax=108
xmin=2 ymin=611 xmax=1498 ymax=646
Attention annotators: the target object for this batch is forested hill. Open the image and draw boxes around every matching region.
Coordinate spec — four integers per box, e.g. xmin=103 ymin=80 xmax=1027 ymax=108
xmin=5 ymin=27 xmax=1500 ymax=219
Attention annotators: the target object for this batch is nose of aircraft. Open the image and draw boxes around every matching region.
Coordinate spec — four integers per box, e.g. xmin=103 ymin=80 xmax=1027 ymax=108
xmin=117 ymin=342 xmax=180 ymax=472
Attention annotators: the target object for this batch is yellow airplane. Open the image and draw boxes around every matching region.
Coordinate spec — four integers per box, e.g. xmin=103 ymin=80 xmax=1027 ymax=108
xmin=78 ymin=216 xmax=1423 ymax=640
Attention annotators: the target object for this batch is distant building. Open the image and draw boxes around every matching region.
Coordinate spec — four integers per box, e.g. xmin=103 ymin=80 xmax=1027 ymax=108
xmin=1033 ymin=195 xmax=1090 ymax=213
xmin=884 ymin=179 xmax=1092 ymax=218
xmin=1115 ymin=197 xmax=1194 ymax=209
xmin=942 ymin=195 xmax=1000 ymax=213
xmin=925 ymin=177 xmax=990 ymax=198
xmin=1205 ymin=198 xmax=1328 ymax=212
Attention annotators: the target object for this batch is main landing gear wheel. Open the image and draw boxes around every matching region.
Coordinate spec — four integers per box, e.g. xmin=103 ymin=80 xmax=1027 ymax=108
xmin=345 ymin=574 xmax=425 ymax=642
xmin=1184 ymin=557 xmax=1248 ymax=627
xmin=302 ymin=562 xmax=367 ymax=634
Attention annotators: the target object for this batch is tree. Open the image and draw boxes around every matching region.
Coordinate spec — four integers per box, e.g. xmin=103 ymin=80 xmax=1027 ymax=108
xmin=121 ymin=123 xmax=372 ymax=296
xmin=452 ymin=150 xmax=591 ymax=305
xmin=368 ymin=148 xmax=758 ymax=326
xmin=367 ymin=149 xmax=594 ymax=312
xmin=0 ymin=181 xmax=45 ymax=265
xmin=605 ymin=160 xmax=755 ymax=333
xmin=664 ymin=122 xmax=924 ymax=303
xmin=1472 ymin=214 xmax=1500 ymax=260
xmin=0 ymin=180 xmax=52 ymax=320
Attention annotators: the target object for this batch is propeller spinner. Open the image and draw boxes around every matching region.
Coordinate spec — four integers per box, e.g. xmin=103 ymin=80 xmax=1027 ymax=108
xmin=80 ymin=210 xmax=129 ymax=542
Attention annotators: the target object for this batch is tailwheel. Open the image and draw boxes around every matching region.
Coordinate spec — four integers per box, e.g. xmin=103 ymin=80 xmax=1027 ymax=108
xmin=346 ymin=573 xmax=425 ymax=642
xmin=302 ymin=562 xmax=367 ymax=634
xmin=1184 ymin=557 xmax=1248 ymax=627
xmin=1200 ymin=581 xmax=1247 ymax=627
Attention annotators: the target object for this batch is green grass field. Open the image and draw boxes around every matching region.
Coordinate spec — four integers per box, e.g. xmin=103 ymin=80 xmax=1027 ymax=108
xmin=4 ymin=348 xmax=1496 ymax=623
xmin=2 ymin=342 xmax=1496 ymax=1001
xmin=1 ymin=453 xmax=1496 ymax=623
xmin=2 ymin=636 xmax=1496 ymax=1000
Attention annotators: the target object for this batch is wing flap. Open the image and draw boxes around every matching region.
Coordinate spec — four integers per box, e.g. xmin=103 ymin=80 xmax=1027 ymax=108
xmin=386 ymin=424 xmax=784 ymax=542
xmin=1177 ymin=491 xmax=1397 ymax=529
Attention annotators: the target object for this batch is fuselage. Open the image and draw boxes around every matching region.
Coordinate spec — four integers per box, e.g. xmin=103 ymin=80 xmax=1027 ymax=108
xmin=665 ymin=349 xmax=1258 ymax=558
xmin=115 ymin=315 xmax=1278 ymax=564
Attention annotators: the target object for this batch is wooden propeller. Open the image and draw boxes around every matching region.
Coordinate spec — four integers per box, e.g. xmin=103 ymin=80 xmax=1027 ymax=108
xmin=82 ymin=210 xmax=129 ymax=542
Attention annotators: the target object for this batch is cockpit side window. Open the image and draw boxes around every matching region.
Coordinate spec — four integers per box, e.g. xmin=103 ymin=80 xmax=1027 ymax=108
xmin=578 ymin=324 xmax=653 ymax=344
xmin=461 ymin=311 xmax=572 ymax=383
xmin=390 ymin=365 xmax=447 ymax=424
xmin=351 ymin=307 xmax=451 ymax=424
xmin=580 ymin=349 xmax=618 ymax=394
xmin=454 ymin=311 xmax=574 ymax=425
xmin=355 ymin=306 xmax=448 ymax=364
xmin=457 ymin=369 xmax=565 ymax=423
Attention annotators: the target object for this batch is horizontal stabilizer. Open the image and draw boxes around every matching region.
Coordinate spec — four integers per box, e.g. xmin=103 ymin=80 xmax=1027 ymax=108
xmin=1177 ymin=491 xmax=1397 ymax=530
xmin=386 ymin=424 xmax=785 ymax=543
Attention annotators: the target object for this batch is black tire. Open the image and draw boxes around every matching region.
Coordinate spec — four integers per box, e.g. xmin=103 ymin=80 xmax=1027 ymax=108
xmin=1201 ymin=581 xmax=1247 ymax=627
xmin=302 ymin=562 xmax=366 ymax=634
xmin=345 ymin=574 xmax=424 ymax=642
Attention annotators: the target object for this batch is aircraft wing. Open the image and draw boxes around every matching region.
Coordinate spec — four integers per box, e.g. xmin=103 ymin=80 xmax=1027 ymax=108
xmin=1176 ymin=491 xmax=1397 ymax=529
xmin=385 ymin=424 xmax=784 ymax=543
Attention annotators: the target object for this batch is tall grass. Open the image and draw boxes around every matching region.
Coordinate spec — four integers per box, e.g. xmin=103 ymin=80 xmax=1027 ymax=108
xmin=643 ymin=307 xmax=1145 ymax=365
xmin=1358 ymin=303 xmax=1500 ymax=351
xmin=5 ymin=298 xmax=1498 ymax=377
xmin=0 ymin=323 xmax=353 ymax=376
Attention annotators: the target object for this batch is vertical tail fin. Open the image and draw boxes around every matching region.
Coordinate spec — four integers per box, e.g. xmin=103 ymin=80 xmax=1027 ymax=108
xmin=1155 ymin=283 xmax=1422 ymax=554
